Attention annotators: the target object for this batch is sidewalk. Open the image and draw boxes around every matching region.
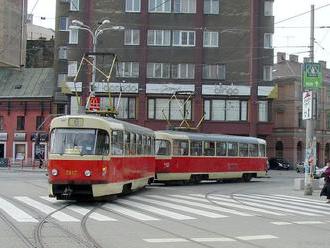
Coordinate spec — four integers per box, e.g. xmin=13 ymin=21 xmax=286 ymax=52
xmin=0 ymin=162 xmax=47 ymax=173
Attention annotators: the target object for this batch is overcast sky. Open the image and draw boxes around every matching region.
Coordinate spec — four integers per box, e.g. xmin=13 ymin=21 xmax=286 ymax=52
xmin=28 ymin=0 xmax=330 ymax=65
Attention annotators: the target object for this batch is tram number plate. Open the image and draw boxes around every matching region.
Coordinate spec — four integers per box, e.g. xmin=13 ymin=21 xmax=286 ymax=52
xmin=65 ymin=170 xmax=78 ymax=176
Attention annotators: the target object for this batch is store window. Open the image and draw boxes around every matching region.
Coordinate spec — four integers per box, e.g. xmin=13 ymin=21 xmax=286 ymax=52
xmin=14 ymin=143 xmax=26 ymax=160
xmin=204 ymin=99 xmax=247 ymax=121
xmin=148 ymin=98 xmax=192 ymax=120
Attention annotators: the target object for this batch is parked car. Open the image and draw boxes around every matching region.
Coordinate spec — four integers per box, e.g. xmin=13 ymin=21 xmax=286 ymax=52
xmin=268 ymin=158 xmax=291 ymax=170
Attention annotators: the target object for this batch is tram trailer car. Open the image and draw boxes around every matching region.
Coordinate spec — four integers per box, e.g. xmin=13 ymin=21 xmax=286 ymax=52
xmin=48 ymin=115 xmax=155 ymax=200
xmin=155 ymin=130 xmax=267 ymax=184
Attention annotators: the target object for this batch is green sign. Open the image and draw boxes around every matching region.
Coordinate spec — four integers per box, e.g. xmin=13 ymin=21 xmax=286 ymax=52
xmin=303 ymin=63 xmax=323 ymax=89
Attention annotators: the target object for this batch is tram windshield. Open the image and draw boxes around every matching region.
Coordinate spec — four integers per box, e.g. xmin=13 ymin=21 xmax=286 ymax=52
xmin=50 ymin=128 xmax=109 ymax=155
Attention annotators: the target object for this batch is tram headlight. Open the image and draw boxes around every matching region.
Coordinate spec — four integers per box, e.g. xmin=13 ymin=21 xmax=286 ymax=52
xmin=51 ymin=169 xmax=58 ymax=176
xmin=84 ymin=170 xmax=92 ymax=177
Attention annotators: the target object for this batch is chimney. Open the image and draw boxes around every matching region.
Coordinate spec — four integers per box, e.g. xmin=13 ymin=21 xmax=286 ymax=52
xmin=289 ymin=54 xmax=298 ymax=62
xmin=303 ymin=57 xmax=311 ymax=63
xmin=319 ymin=60 xmax=327 ymax=69
xmin=277 ymin=52 xmax=286 ymax=63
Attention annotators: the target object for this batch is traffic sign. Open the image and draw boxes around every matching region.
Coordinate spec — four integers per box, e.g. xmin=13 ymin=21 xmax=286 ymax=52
xmin=302 ymin=91 xmax=313 ymax=120
xmin=303 ymin=63 xmax=322 ymax=89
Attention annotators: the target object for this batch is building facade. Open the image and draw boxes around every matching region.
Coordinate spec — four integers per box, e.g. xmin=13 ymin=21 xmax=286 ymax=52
xmin=0 ymin=0 xmax=27 ymax=68
xmin=55 ymin=0 xmax=275 ymax=138
xmin=0 ymin=68 xmax=55 ymax=163
xmin=269 ymin=52 xmax=330 ymax=167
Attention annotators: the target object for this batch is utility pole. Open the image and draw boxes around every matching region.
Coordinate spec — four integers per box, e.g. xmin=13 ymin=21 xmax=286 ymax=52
xmin=304 ymin=5 xmax=315 ymax=195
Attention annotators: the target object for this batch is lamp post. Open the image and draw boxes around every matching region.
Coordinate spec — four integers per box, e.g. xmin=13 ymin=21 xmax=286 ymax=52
xmin=69 ymin=20 xmax=124 ymax=94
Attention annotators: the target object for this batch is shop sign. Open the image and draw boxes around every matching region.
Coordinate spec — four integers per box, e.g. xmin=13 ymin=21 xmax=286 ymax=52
xmin=14 ymin=133 xmax=26 ymax=141
xmin=146 ymin=84 xmax=195 ymax=94
xmin=0 ymin=133 xmax=7 ymax=141
xmin=94 ymin=82 xmax=139 ymax=93
xmin=202 ymin=84 xmax=250 ymax=96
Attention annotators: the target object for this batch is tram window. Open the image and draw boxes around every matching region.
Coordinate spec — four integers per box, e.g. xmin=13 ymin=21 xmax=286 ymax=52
xmin=96 ymin=130 xmax=110 ymax=155
xmin=259 ymin=144 xmax=266 ymax=157
xmin=190 ymin=141 xmax=203 ymax=156
xmin=130 ymin=133 xmax=136 ymax=155
xmin=142 ymin=135 xmax=147 ymax=155
xmin=216 ymin=142 xmax=227 ymax=156
xmin=227 ymin=142 xmax=238 ymax=156
xmin=204 ymin=141 xmax=215 ymax=156
xmin=146 ymin=136 xmax=154 ymax=155
xmin=111 ymin=130 xmax=123 ymax=155
xmin=124 ymin=132 xmax=130 ymax=155
xmin=249 ymin=143 xmax=258 ymax=157
xmin=156 ymin=139 xmax=171 ymax=156
xmin=136 ymin=134 xmax=143 ymax=155
xmin=173 ymin=140 xmax=189 ymax=156
xmin=239 ymin=143 xmax=248 ymax=157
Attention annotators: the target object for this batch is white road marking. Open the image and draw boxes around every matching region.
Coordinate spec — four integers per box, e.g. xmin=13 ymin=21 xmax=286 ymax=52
xmin=191 ymin=237 xmax=235 ymax=242
xmin=233 ymin=195 xmax=320 ymax=216
xmin=235 ymin=194 xmax=327 ymax=215
xmin=148 ymin=195 xmax=251 ymax=217
xmin=143 ymin=238 xmax=188 ymax=243
xmin=275 ymin=194 xmax=327 ymax=204
xmin=116 ymin=199 xmax=195 ymax=220
xmin=103 ymin=203 xmax=159 ymax=221
xmin=236 ymin=235 xmax=278 ymax=241
xmin=271 ymin=222 xmax=292 ymax=225
xmin=187 ymin=194 xmax=286 ymax=216
xmin=129 ymin=196 xmax=226 ymax=218
xmin=0 ymin=197 xmax=38 ymax=223
xmin=14 ymin=196 xmax=79 ymax=222
xmin=40 ymin=197 xmax=117 ymax=222
xmin=294 ymin=221 xmax=324 ymax=225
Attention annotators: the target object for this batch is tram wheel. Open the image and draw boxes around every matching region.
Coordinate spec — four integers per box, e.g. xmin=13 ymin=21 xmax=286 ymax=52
xmin=242 ymin=173 xmax=252 ymax=182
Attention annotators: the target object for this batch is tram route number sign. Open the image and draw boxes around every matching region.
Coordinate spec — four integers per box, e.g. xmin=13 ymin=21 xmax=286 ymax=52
xmin=302 ymin=91 xmax=313 ymax=120
xmin=89 ymin=96 xmax=100 ymax=111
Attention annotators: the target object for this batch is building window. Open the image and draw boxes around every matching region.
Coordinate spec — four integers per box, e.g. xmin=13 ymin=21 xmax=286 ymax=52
xmin=258 ymin=100 xmax=268 ymax=122
xmin=0 ymin=116 xmax=3 ymax=130
xmin=264 ymin=1 xmax=273 ymax=16
xmin=202 ymin=64 xmax=226 ymax=80
xmin=126 ymin=0 xmax=141 ymax=12
xmin=148 ymin=98 xmax=192 ymax=120
xmin=100 ymin=97 xmax=136 ymax=119
xmin=36 ymin=116 xmax=44 ymax=130
xmin=116 ymin=62 xmax=139 ymax=78
xmin=59 ymin=17 xmax=69 ymax=31
xmin=57 ymin=74 xmax=67 ymax=87
xmin=173 ymin=30 xmax=195 ymax=46
xmin=263 ymin=65 xmax=273 ymax=81
xmin=14 ymin=143 xmax=26 ymax=160
xmin=173 ymin=0 xmax=196 ymax=13
xmin=204 ymin=99 xmax=247 ymax=121
xmin=149 ymin=0 xmax=171 ymax=12
xmin=58 ymin=46 xmax=68 ymax=59
xmin=67 ymin=61 xmax=78 ymax=77
xmin=147 ymin=30 xmax=171 ymax=46
xmin=204 ymin=0 xmax=219 ymax=14
xmin=17 ymin=116 xmax=25 ymax=130
xmin=57 ymin=104 xmax=66 ymax=114
xmin=124 ymin=29 xmax=140 ymax=45
xmin=147 ymin=63 xmax=171 ymax=78
xmin=70 ymin=0 xmax=79 ymax=11
xmin=264 ymin=33 xmax=273 ymax=49
xmin=203 ymin=31 xmax=219 ymax=47
xmin=69 ymin=29 xmax=79 ymax=44
xmin=172 ymin=64 xmax=195 ymax=79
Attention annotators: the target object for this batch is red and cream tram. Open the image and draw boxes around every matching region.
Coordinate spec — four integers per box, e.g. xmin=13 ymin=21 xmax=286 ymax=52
xmin=154 ymin=130 xmax=267 ymax=184
xmin=48 ymin=115 xmax=155 ymax=200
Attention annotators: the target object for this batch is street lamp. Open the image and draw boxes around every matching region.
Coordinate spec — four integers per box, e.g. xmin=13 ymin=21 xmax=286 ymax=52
xmin=69 ymin=19 xmax=124 ymax=92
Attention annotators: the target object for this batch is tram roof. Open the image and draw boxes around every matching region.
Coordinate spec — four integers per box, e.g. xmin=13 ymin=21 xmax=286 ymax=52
xmin=155 ymin=130 xmax=266 ymax=144
xmin=51 ymin=115 xmax=155 ymax=136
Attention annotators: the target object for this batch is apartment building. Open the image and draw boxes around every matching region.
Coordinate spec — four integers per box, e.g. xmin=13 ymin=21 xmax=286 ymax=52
xmin=55 ymin=0 xmax=275 ymax=138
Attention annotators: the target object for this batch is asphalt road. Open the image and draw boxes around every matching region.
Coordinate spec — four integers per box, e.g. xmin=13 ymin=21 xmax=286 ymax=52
xmin=0 ymin=169 xmax=329 ymax=248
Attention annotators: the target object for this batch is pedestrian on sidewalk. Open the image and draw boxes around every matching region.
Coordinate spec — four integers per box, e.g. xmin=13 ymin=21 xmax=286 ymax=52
xmin=320 ymin=162 xmax=330 ymax=203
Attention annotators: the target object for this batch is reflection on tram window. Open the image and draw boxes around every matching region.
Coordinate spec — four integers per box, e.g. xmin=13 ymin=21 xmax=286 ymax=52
xmin=190 ymin=140 xmax=203 ymax=156
xmin=156 ymin=139 xmax=171 ymax=156
xmin=173 ymin=140 xmax=189 ymax=156
xmin=259 ymin=144 xmax=266 ymax=157
xmin=216 ymin=141 xmax=227 ymax=156
xmin=239 ymin=143 xmax=248 ymax=157
xmin=111 ymin=130 xmax=123 ymax=155
xmin=227 ymin=142 xmax=238 ymax=156
xmin=249 ymin=143 xmax=258 ymax=157
xmin=203 ymin=141 xmax=215 ymax=156
xmin=50 ymin=129 xmax=109 ymax=155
